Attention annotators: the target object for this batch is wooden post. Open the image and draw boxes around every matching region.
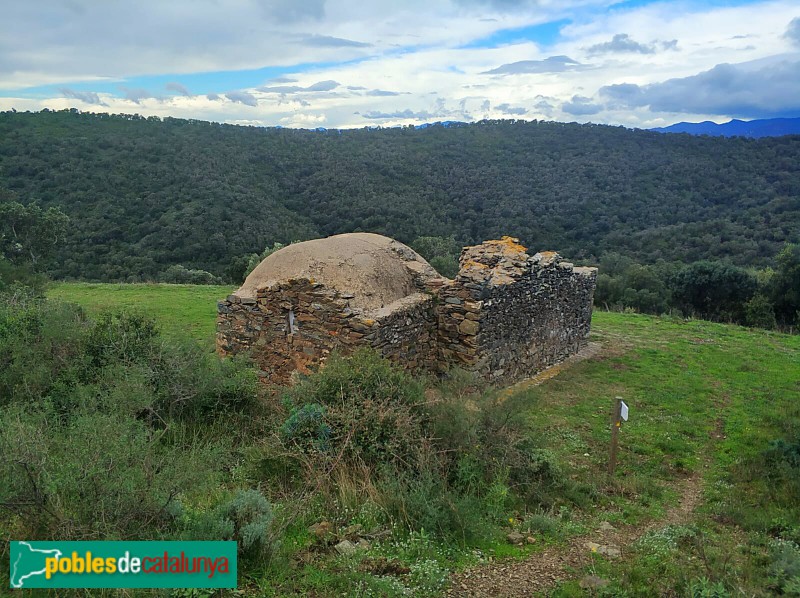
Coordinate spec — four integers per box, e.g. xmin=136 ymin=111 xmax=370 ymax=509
xmin=608 ymin=396 xmax=623 ymax=477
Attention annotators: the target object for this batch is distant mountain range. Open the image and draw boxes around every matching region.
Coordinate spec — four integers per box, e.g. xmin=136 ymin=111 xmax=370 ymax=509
xmin=651 ymin=117 xmax=800 ymax=138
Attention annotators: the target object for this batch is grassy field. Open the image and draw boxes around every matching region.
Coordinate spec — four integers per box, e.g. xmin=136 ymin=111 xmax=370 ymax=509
xmin=45 ymin=283 xmax=800 ymax=595
xmin=49 ymin=282 xmax=235 ymax=346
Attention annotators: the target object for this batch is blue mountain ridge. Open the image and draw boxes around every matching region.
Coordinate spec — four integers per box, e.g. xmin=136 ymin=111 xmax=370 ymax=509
xmin=651 ymin=117 xmax=800 ymax=138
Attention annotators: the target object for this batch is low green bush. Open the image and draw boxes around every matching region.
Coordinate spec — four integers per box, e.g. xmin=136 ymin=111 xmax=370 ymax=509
xmin=280 ymin=348 xmax=427 ymax=469
xmin=185 ymin=489 xmax=274 ymax=561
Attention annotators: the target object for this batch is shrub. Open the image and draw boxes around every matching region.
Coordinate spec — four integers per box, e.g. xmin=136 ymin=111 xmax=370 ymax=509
xmin=767 ymin=539 xmax=800 ymax=596
xmin=151 ymin=340 xmax=259 ymax=420
xmin=186 ymin=490 xmax=274 ymax=560
xmin=411 ymin=236 xmax=460 ymax=279
xmin=159 ymin=264 xmax=222 ymax=285
xmin=744 ymin=294 xmax=777 ymax=329
xmin=670 ymin=261 xmax=757 ymax=322
xmin=0 ymin=295 xmax=87 ymax=406
xmin=281 ymin=403 xmax=332 ymax=452
xmin=688 ymin=577 xmax=731 ymax=598
xmin=0 ymin=403 xmax=223 ymax=540
xmin=85 ymin=310 xmax=160 ymax=369
xmin=280 ymin=348 xmax=427 ymax=468
xmin=0 ymin=294 xmax=260 ymax=543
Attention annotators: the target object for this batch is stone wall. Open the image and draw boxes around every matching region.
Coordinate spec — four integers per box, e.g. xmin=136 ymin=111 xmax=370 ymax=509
xmin=435 ymin=237 xmax=597 ymax=384
xmin=216 ymin=278 xmax=439 ymax=386
xmin=216 ymin=237 xmax=597 ymax=387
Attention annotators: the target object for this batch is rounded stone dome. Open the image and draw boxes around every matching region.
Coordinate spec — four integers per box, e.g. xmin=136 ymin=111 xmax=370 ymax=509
xmin=235 ymin=233 xmax=441 ymax=312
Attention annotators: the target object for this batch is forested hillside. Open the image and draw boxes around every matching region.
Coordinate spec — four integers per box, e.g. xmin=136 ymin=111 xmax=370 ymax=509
xmin=0 ymin=109 xmax=798 ymax=282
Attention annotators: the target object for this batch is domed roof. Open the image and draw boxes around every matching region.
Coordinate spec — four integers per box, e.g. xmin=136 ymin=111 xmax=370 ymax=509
xmin=235 ymin=233 xmax=442 ymax=312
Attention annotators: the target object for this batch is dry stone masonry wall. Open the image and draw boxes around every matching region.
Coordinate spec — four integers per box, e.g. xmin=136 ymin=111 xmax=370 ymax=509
xmin=216 ymin=235 xmax=597 ymax=386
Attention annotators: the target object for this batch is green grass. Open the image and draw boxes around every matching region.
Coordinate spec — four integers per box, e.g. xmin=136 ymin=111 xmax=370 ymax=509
xmin=43 ymin=284 xmax=800 ymax=595
xmin=48 ymin=282 xmax=235 ymax=346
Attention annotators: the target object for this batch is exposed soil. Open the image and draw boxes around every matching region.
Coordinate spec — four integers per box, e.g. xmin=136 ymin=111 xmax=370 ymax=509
xmin=447 ymin=469 xmax=706 ymax=597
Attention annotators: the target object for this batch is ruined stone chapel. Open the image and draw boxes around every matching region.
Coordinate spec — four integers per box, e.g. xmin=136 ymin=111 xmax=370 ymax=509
xmin=216 ymin=233 xmax=597 ymax=386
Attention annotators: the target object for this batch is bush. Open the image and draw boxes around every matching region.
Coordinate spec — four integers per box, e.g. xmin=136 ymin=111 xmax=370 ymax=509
xmin=0 ymin=403 xmax=223 ymax=540
xmin=0 ymin=295 xmax=87 ymax=407
xmin=280 ymin=348 xmax=427 ymax=468
xmin=281 ymin=403 xmax=332 ymax=452
xmin=670 ymin=261 xmax=757 ymax=322
xmin=744 ymin=294 xmax=777 ymax=329
xmin=770 ymin=243 xmax=800 ymax=327
xmin=186 ymin=489 xmax=274 ymax=561
xmin=688 ymin=577 xmax=731 ymax=598
xmin=150 ymin=340 xmax=259 ymax=419
xmin=0 ymin=294 xmax=261 ymax=543
xmin=85 ymin=310 xmax=160 ymax=369
xmin=411 ymin=236 xmax=460 ymax=279
xmin=159 ymin=264 xmax=222 ymax=285
xmin=767 ymin=539 xmax=800 ymax=596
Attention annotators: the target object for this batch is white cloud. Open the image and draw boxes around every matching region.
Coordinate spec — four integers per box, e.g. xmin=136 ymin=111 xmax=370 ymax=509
xmin=1 ymin=0 xmax=799 ymax=128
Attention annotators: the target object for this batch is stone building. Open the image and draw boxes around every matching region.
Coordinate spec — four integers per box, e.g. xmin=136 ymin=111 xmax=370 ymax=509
xmin=216 ymin=233 xmax=597 ymax=386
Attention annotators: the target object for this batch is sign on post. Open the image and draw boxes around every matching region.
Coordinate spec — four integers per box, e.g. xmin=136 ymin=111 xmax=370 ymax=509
xmin=608 ymin=396 xmax=628 ymax=477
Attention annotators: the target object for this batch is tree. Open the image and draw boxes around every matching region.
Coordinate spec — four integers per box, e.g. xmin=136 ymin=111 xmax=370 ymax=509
xmin=411 ymin=236 xmax=460 ymax=278
xmin=670 ymin=261 xmax=757 ymax=322
xmin=744 ymin=294 xmax=777 ymax=329
xmin=770 ymin=243 xmax=800 ymax=326
xmin=0 ymin=201 xmax=69 ymax=269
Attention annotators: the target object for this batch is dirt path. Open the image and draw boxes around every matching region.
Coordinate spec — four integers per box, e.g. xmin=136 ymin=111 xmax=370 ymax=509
xmin=447 ymin=469 xmax=706 ymax=597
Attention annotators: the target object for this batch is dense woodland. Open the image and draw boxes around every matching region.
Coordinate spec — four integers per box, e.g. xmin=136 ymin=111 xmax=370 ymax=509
xmin=1 ymin=109 xmax=798 ymax=277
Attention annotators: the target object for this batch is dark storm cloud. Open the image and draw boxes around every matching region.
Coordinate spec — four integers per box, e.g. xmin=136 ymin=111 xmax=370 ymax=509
xmin=599 ymin=59 xmax=800 ymax=118
xmin=561 ymin=95 xmax=602 ymax=115
xmin=225 ymin=90 xmax=258 ymax=106
xmin=482 ymin=55 xmax=584 ymax=75
xmin=165 ymin=82 xmax=191 ymax=96
xmin=59 ymin=87 xmax=106 ymax=105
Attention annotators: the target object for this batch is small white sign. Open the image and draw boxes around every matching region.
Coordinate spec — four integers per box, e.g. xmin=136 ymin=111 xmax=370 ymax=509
xmin=620 ymin=401 xmax=629 ymax=422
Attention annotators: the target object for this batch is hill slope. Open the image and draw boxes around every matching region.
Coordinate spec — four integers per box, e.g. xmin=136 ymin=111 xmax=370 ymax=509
xmin=1 ymin=110 xmax=799 ymax=281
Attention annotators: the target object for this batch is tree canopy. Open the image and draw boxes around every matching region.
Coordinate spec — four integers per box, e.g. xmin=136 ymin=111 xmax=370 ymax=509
xmin=0 ymin=110 xmax=797 ymax=283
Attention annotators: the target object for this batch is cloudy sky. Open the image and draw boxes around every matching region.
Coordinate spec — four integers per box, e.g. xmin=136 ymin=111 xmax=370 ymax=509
xmin=1 ymin=0 xmax=798 ymax=129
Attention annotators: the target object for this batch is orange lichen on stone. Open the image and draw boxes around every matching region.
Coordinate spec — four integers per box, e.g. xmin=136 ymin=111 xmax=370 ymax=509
xmin=484 ymin=236 xmax=528 ymax=255
xmin=461 ymin=259 xmax=489 ymax=270
xmin=537 ymin=251 xmax=557 ymax=258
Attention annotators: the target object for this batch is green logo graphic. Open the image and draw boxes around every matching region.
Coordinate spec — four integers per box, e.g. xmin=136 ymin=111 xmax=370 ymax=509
xmin=9 ymin=541 xmax=237 ymax=589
